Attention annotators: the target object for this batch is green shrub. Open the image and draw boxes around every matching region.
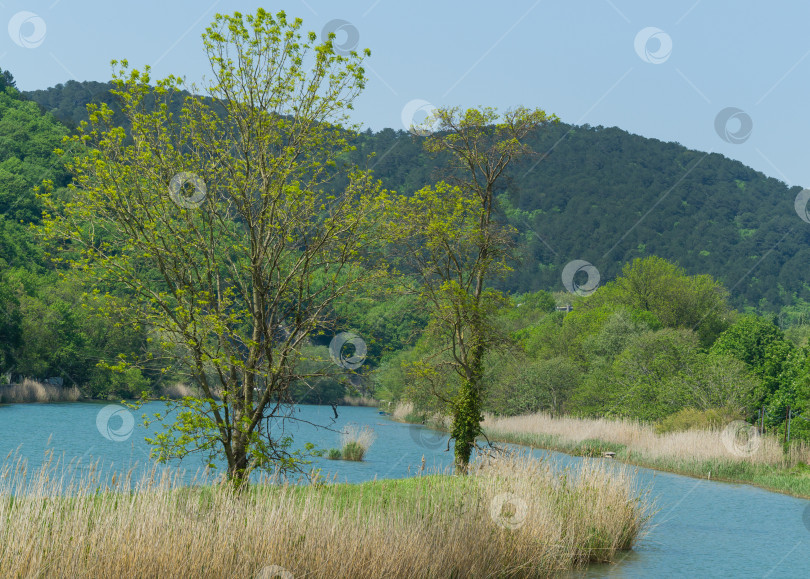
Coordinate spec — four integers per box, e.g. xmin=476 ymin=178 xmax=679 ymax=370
xmin=655 ymin=407 xmax=742 ymax=434
xmin=404 ymin=411 xmax=427 ymax=424
xmin=327 ymin=448 xmax=342 ymax=460
xmin=86 ymin=366 xmax=150 ymax=399
xmin=485 ymin=355 xmax=581 ymax=416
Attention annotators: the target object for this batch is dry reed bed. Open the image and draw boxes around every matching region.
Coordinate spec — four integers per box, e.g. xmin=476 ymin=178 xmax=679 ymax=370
xmin=391 ymin=401 xmax=451 ymax=429
xmin=483 ymin=412 xmax=810 ymax=467
xmin=0 ymin=379 xmax=80 ymax=404
xmin=342 ymin=395 xmax=378 ymax=407
xmin=158 ymin=382 xmax=204 ymax=399
xmin=0 ymin=452 xmax=649 ymax=578
xmin=391 ymin=400 xmax=415 ymax=421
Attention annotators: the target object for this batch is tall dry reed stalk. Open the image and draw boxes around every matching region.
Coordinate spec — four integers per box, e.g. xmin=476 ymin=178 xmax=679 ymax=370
xmin=391 ymin=400 xmax=414 ymax=421
xmin=342 ymin=395 xmax=378 ymax=407
xmin=0 ymin=450 xmax=649 ymax=578
xmin=0 ymin=378 xmax=81 ymax=404
xmin=159 ymin=382 xmax=202 ymax=399
xmin=390 ymin=402 xmax=452 ymax=431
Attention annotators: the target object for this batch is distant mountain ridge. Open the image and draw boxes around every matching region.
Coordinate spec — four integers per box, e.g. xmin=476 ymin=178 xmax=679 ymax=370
xmin=23 ymin=80 xmax=810 ymax=311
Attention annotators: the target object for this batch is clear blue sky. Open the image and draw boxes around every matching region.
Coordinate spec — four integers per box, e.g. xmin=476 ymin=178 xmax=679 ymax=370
xmin=3 ymin=0 xmax=810 ymax=188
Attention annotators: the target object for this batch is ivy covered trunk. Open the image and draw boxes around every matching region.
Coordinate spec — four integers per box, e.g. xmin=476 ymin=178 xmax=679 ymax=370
xmin=389 ymin=106 xmax=557 ymax=475
xmin=451 ymin=379 xmax=484 ymax=473
xmin=452 ymin=342 xmax=485 ymax=473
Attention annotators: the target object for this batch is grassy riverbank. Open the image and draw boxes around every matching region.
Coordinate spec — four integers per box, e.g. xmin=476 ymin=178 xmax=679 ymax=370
xmin=0 ymin=453 xmax=649 ymax=578
xmin=481 ymin=412 xmax=810 ymax=499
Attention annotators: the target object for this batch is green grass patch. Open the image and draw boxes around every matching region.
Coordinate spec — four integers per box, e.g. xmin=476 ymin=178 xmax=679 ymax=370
xmin=341 ymin=441 xmax=367 ymax=461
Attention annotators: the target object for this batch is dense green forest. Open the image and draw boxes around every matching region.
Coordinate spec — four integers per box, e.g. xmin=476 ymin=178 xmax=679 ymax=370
xmin=377 ymin=256 xmax=810 ymax=441
xmin=3 ymin=74 xmax=810 ymax=441
xmin=0 ymin=74 xmax=150 ymax=397
xmin=24 ymin=80 xmax=810 ymax=313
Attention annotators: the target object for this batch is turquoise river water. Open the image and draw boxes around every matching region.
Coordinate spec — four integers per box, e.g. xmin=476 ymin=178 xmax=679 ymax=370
xmin=0 ymin=402 xmax=808 ymax=578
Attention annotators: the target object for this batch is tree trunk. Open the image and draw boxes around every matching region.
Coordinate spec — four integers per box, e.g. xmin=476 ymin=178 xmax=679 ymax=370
xmin=229 ymin=421 xmax=250 ymax=488
xmin=451 ymin=380 xmax=480 ymax=473
xmin=228 ymin=399 xmax=248 ymax=489
xmin=451 ymin=345 xmax=484 ymax=473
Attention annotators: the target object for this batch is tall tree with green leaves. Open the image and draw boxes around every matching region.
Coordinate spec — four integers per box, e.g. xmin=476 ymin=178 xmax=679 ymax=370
xmin=583 ymin=256 xmax=733 ymax=346
xmin=710 ymin=315 xmax=795 ymax=422
xmin=392 ymin=106 xmax=558 ymax=471
xmin=40 ymin=9 xmax=388 ymax=484
xmin=0 ymin=69 xmax=15 ymax=93
xmin=0 ymin=276 xmax=21 ymax=373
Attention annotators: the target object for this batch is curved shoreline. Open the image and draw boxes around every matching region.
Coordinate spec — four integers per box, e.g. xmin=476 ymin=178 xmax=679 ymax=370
xmin=392 ymin=410 xmax=810 ymax=500
xmin=481 ymin=428 xmax=810 ymax=501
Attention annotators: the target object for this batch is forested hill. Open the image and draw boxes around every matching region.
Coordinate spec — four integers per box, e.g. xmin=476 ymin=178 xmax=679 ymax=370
xmin=517 ymin=124 xmax=806 ymax=310
xmin=351 ymin=124 xmax=807 ymax=311
xmin=23 ymin=81 xmax=810 ymax=311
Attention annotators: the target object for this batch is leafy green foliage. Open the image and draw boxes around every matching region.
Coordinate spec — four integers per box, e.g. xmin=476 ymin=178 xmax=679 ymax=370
xmin=583 ymin=256 xmax=732 ymax=346
xmin=329 ymin=277 xmax=429 ymax=365
xmin=289 ymin=345 xmax=346 ymax=405
xmin=399 ymin=257 xmax=794 ymax=433
xmin=0 ymin=275 xmax=21 ymax=370
xmin=710 ymin=315 xmax=786 ymax=369
xmin=0 ymin=70 xmax=150 ymax=393
xmin=389 ymin=106 xmax=557 ymax=470
xmin=0 ymin=91 xmax=69 ymax=224
xmin=41 ymin=9 xmax=386 ymax=482
xmin=0 ymin=69 xmax=16 ymax=92
xmin=5 ymin=18 xmax=810 ymax=459
xmin=656 ymin=407 xmax=744 ymax=434
xmin=710 ymin=315 xmax=795 ymax=417
xmin=24 ymin=80 xmax=126 ymax=131
xmin=24 ymin=81 xmax=809 ymax=312
xmin=8 ymin=272 xmax=149 ymax=393
xmin=485 ymin=355 xmax=581 ymax=416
